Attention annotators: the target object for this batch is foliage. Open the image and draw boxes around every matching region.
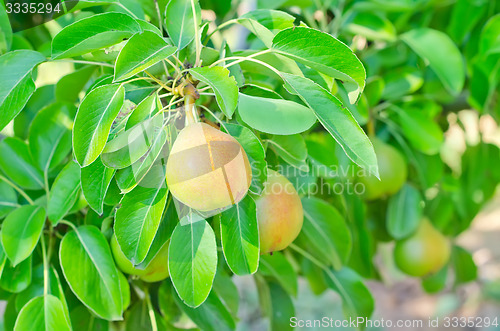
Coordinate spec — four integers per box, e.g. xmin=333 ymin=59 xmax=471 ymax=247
xmin=0 ymin=0 xmax=499 ymax=329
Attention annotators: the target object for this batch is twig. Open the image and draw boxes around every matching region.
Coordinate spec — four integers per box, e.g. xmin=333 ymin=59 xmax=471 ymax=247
xmin=41 ymin=233 xmax=49 ymax=296
xmin=145 ymin=286 xmax=158 ymax=331
xmin=190 ymin=0 xmax=201 ymax=67
xmin=198 ymin=104 xmax=228 ymax=132
xmin=209 ymin=49 xmax=271 ymax=68
xmin=53 ymin=59 xmax=114 ymax=68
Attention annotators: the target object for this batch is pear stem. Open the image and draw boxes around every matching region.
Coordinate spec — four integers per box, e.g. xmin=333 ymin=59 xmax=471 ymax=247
xmin=184 ymin=95 xmax=198 ymax=125
xmin=183 ymin=83 xmax=200 ymax=126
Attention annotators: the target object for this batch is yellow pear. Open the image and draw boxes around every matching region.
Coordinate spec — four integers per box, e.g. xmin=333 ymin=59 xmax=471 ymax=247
xmin=166 ymin=122 xmax=252 ymax=212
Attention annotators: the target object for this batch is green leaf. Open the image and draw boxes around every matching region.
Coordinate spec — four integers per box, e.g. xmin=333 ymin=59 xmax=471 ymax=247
xmin=222 ymin=123 xmax=267 ymax=194
xmin=28 ymin=102 xmax=75 ymax=173
xmin=69 ymin=304 xmax=109 ymax=331
xmin=452 ymin=246 xmax=478 ymax=286
xmin=14 ymin=85 xmax=56 ymax=140
xmin=101 ymin=113 xmax=165 ymax=169
xmin=238 ymin=93 xmax=316 ymax=135
xmin=401 ymin=28 xmax=465 ymax=95
xmin=254 ymin=274 xmax=271 ymax=318
xmin=305 ymin=134 xmax=339 ymax=178
xmin=386 ymin=184 xmax=423 ymax=239
xmin=269 ymin=282 xmax=295 ymax=331
xmin=103 ymin=177 xmax=123 ymax=206
xmin=0 ymin=2 xmax=12 ymax=54
xmin=135 ymin=197 xmax=178 ymax=269
xmin=190 ymin=66 xmax=238 ymax=118
xmin=212 ymin=271 xmax=239 ymax=317
xmin=364 ymin=77 xmax=384 ymax=108
xmin=15 ymin=266 xmax=70 ymax=321
xmin=345 ymin=12 xmax=396 ymax=41
xmin=0 ymin=255 xmax=32 ymax=293
xmin=272 ymin=27 xmax=366 ymax=103
xmin=0 ymin=179 xmax=18 ymax=218
xmin=165 ymin=0 xmax=201 ymax=50
xmin=114 ymin=164 xmax=168 ymax=264
xmin=239 ymin=51 xmax=302 ymax=78
xmin=51 ymin=13 xmax=141 ymax=59
xmin=173 ymin=288 xmax=235 ymax=331
xmin=125 ymin=94 xmax=158 ymax=130
xmin=14 ymin=265 xmax=44 ymax=308
xmin=73 ymin=84 xmax=125 ymax=167
xmin=0 ymin=137 xmax=44 ymax=190
xmin=169 ymin=220 xmax=217 ymax=307
xmin=0 ymin=50 xmax=46 ymax=131
xmin=235 ymin=18 xmax=275 ymax=48
xmin=128 ymin=302 xmax=164 ymax=330
xmin=4 ymin=296 xmax=19 ymax=331
xmin=302 ymin=259 xmax=328 ymax=295
xmin=300 ymin=197 xmax=351 ymax=270
xmin=56 ymin=66 xmax=96 ymax=103
xmin=282 ymin=73 xmax=378 ymax=177
xmin=1 ymin=205 xmax=45 ymax=267
xmin=68 ymin=0 xmax=120 ymax=12
xmin=114 ymin=31 xmax=177 ymax=81
xmin=81 ymin=157 xmax=116 ymax=215
xmin=124 ymin=80 xmax=157 ymax=104
xmin=240 ymin=84 xmax=282 ymax=99
xmin=259 ymin=252 xmax=297 ymax=297
xmin=14 ymin=295 xmax=71 ymax=331
xmin=381 ymin=67 xmax=423 ymax=100
xmin=158 ymin=281 xmax=182 ymax=323
xmin=480 ymin=14 xmax=500 ymax=55
xmin=124 ymin=301 xmax=167 ymax=330
xmin=115 ymin=130 xmax=169 ymax=194
xmin=268 ymin=134 xmax=308 ymax=170
xmin=117 ymin=271 xmax=130 ymax=310
xmin=324 ymin=267 xmax=374 ymax=320
xmin=48 ymin=161 xmax=81 ymax=225
xmin=422 ymin=265 xmax=448 ymax=293
xmin=136 ymin=19 xmax=163 ymax=36
xmin=234 ymin=9 xmax=295 ymax=48
xmin=447 ymin=0 xmax=488 ymax=44
xmin=220 ymin=42 xmax=244 ymax=87
xmin=220 ymin=195 xmax=259 ymax=275
xmin=59 ymin=225 xmax=123 ymax=320
xmin=240 ymin=9 xmax=295 ymax=30
xmin=393 ymin=106 xmax=443 ymax=155
xmin=468 ymin=55 xmax=500 ymax=113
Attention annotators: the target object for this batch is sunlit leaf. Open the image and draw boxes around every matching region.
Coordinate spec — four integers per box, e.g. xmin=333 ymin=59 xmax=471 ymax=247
xmin=273 ymin=27 xmax=366 ymax=103
xmin=0 ymin=50 xmax=45 ymax=130
xmin=51 ymin=13 xmax=141 ymax=59
xmin=1 ymin=205 xmax=45 ymax=266
xmin=220 ymin=195 xmax=259 ymax=275
xmin=73 ymin=84 xmax=125 ymax=167
xmin=59 ymin=225 xmax=123 ymax=320
xmin=114 ymin=31 xmax=176 ymax=81
xmin=190 ymin=66 xmax=238 ymax=118
xmin=169 ymin=220 xmax=217 ymax=307
xmin=165 ymin=0 xmax=201 ymax=50
xmin=402 ymin=28 xmax=465 ymax=95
